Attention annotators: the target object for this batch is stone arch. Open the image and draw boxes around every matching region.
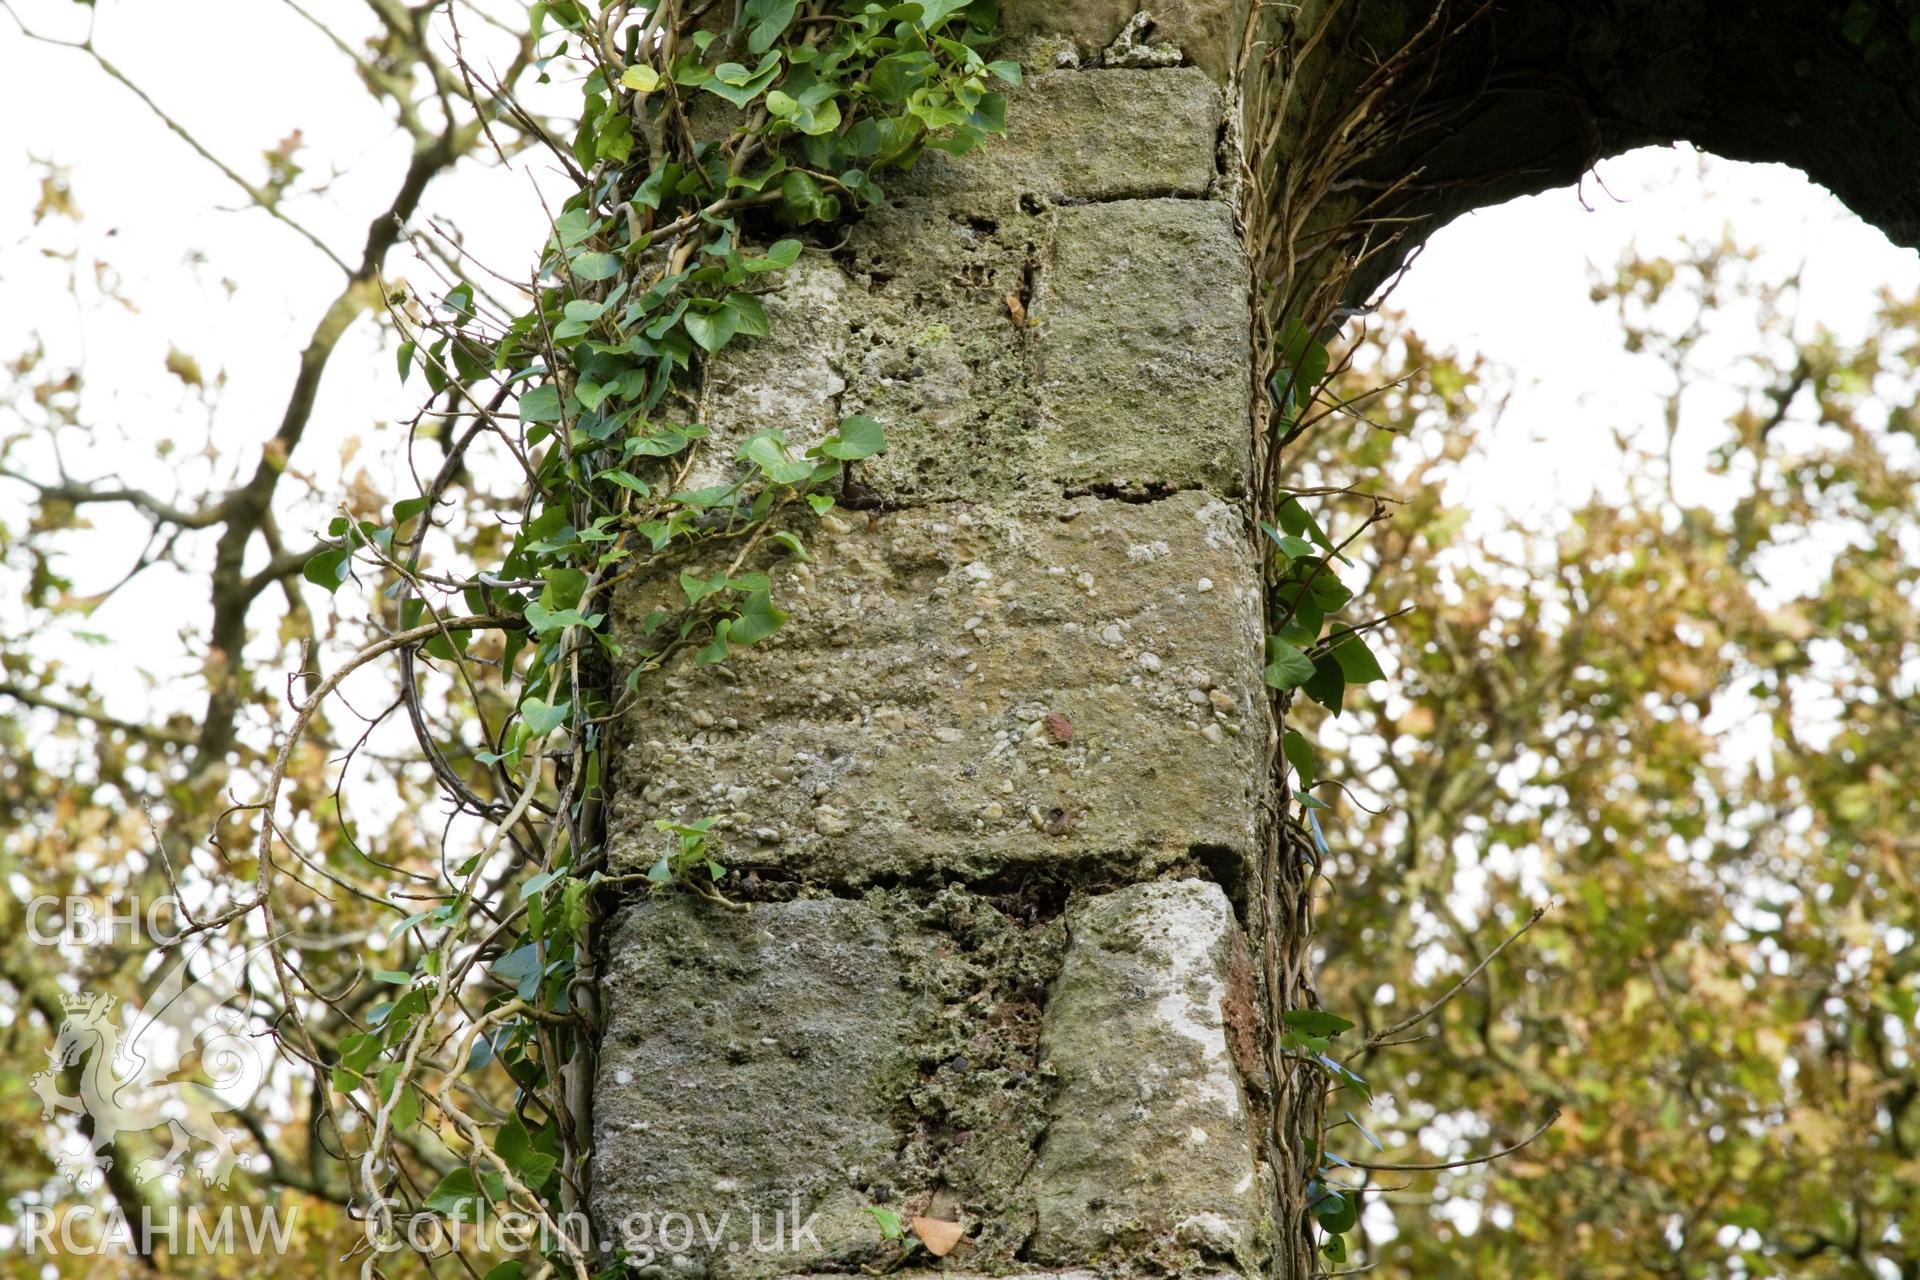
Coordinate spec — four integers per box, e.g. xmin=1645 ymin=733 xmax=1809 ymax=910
xmin=1248 ymin=0 xmax=1920 ymax=306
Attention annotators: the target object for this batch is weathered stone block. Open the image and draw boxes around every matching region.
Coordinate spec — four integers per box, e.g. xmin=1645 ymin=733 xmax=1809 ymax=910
xmin=701 ymin=192 xmax=1249 ymax=502
xmin=904 ymin=68 xmax=1221 ymax=207
xmin=1028 ymin=879 xmax=1266 ymax=1269
xmin=999 ymin=0 xmax=1254 ymax=83
xmin=700 ymin=206 xmax=1040 ymax=506
xmin=701 ymin=254 xmax=856 ymax=449
xmin=591 ymin=896 xmax=930 ymax=1275
xmin=1034 ymin=198 xmax=1252 ymax=494
xmin=606 ymin=491 xmax=1264 ymax=886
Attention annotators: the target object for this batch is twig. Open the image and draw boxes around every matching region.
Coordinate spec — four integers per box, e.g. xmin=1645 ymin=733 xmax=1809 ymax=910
xmin=1342 ymin=1108 xmax=1561 ymax=1172
xmin=2 ymin=11 xmax=352 ymax=273
xmin=1348 ymin=904 xmax=1550 ymax=1058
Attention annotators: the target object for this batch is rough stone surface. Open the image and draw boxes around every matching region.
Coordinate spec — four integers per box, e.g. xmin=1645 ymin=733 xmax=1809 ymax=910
xmin=700 ymin=194 xmax=1248 ymax=502
xmin=1028 ymin=879 xmax=1267 ymax=1270
xmin=606 ymin=491 xmax=1264 ymax=887
xmin=999 ymin=0 xmax=1254 ymax=83
xmin=1033 ymin=199 xmax=1251 ymax=494
xmin=593 ymin=887 xmax=1083 ymax=1274
xmin=699 ymin=205 xmax=1040 ymax=504
xmin=591 ymin=896 xmax=931 ymax=1275
xmin=902 ymin=68 xmax=1221 ymax=208
xmin=600 ymin=36 xmax=1276 ymax=1280
xmin=590 ymin=883 xmax=1269 ymax=1277
xmin=877 ymin=886 xmax=1069 ymax=1269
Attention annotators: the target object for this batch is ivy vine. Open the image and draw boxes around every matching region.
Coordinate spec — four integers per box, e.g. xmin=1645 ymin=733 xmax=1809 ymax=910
xmin=292 ymin=1 xmax=1014 ymax=1273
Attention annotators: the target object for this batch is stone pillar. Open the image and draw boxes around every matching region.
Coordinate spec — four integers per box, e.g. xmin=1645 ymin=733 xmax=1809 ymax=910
xmin=594 ymin=14 xmax=1274 ymax=1277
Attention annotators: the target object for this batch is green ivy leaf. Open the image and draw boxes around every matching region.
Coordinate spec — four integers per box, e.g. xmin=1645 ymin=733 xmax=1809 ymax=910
xmin=728 ymin=590 xmax=788 ymax=645
xmin=576 ymin=379 xmax=612 ymax=412
xmin=741 ymin=0 xmax=797 ymax=53
xmin=552 ymin=208 xmax=597 ymax=249
xmin=523 ymin=602 xmax=594 ymax=635
xmin=495 ymin=1112 xmax=559 ymax=1190
xmin=696 ymin=618 xmax=733 ymax=665
xmin=703 ymin=51 xmax=782 ymax=106
xmin=745 ymin=239 xmax=804 ymax=273
xmin=1307 ymin=573 xmax=1353 ymax=611
xmin=724 ymin=292 xmax=769 ymax=337
xmin=680 ymin=571 xmax=727 ymax=605
xmin=521 ymin=869 xmax=564 ymax=900
xmin=817 ymin=413 xmax=886 ymax=460
xmin=1329 ymin=633 xmax=1386 ymax=683
xmin=598 ymin=468 xmax=651 ymax=496
xmin=489 ymin=942 xmax=545 ymax=1000
xmin=1284 ymin=1008 xmax=1355 ymax=1037
xmin=684 ymin=305 xmax=738 ymax=353
xmin=519 ymin=696 xmax=571 ymax=737
xmin=1304 ymin=652 xmax=1346 ymax=712
xmin=671 ymin=484 xmax=736 ymax=509
xmin=1283 ymin=729 xmax=1315 ymax=788
xmin=425 ymin=1168 xmax=487 ymax=1223
xmin=569 ymin=250 xmax=621 ymax=282
xmin=1276 ymin=318 xmax=1331 ymax=412
xmin=518 ymin=384 xmax=563 ymax=423
xmin=303 ymin=547 xmax=352 ymax=593
xmin=627 ymin=427 xmax=692 ymax=458
xmin=1315 ymin=1189 xmax=1358 ymax=1234
xmin=563 ymin=296 xmax=610 ymax=323
xmin=740 ymin=431 xmax=813 ymax=484
xmin=779 ymin=171 xmax=840 ymax=225
xmin=596 ymin=110 xmax=634 ymax=163
xmin=1263 ymin=639 xmax=1316 ymax=690
xmin=908 ymin=0 xmax=970 ymax=31
xmin=1261 ymin=523 xmax=1316 ymax=561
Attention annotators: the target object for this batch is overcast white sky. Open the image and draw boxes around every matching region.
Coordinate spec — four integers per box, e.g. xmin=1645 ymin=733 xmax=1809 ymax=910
xmin=2 ymin=2 xmax=1918 ymax=719
xmin=1393 ymin=148 xmax=1920 ymax=527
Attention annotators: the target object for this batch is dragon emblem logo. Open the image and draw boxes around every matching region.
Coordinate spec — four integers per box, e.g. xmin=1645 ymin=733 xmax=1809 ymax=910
xmin=30 ymin=937 xmax=272 ymax=1191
